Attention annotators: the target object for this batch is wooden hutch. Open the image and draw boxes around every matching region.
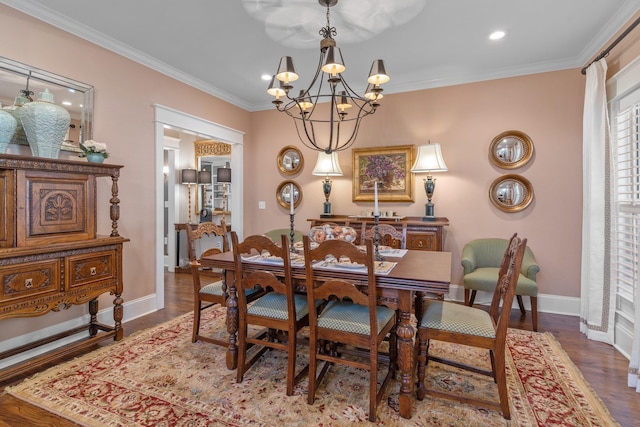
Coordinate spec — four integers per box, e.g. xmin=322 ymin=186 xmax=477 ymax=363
xmin=0 ymin=154 xmax=127 ymax=381
xmin=308 ymin=215 xmax=449 ymax=251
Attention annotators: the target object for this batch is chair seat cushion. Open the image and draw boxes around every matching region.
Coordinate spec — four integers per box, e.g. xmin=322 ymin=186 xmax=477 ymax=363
xmin=463 ymin=267 xmax=537 ymax=296
xmin=247 ymin=293 xmax=315 ymax=321
xmin=199 ymin=280 xmax=225 ymax=296
xmin=317 ymin=300 xmax=395 ymax=335
xmin=420 ymin=300 xmax=495 ymax=338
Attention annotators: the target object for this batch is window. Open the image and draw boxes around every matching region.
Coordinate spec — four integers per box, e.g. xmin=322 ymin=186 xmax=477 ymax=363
xmin=612 ymin=88 xmax=640 ymax=355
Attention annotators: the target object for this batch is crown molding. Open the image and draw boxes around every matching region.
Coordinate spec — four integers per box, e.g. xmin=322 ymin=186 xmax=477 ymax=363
xmin=0 ymin=0 xmax=252 ymax=111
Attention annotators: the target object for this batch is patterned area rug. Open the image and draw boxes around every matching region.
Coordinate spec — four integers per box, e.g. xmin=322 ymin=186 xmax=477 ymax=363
xmin=6 ymin=307 xmax=618 ymax=426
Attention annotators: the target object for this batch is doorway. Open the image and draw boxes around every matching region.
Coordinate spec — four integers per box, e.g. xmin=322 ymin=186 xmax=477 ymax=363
xmin=154 ymin=104 xmax=244 ymax=310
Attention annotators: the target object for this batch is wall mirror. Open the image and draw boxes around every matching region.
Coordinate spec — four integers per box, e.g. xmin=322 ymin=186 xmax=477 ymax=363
xmin=489 ymin=174 xmax=534 ymax=212
xmin=277 ymin=180 xmax=302 ymax=209
xmin=0 ymin=56 xmax=94 ymax=150
xmin=277 ymin=145 xmax=304 ymax=175
xmin=489 ymin=130 xmax=533 ymax=169
xmin=194 ymin=140 xmax=232 ymax=220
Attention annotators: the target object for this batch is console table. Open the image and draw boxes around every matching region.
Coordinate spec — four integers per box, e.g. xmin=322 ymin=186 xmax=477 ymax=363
xmin=308 ymin=216 xmax=449 ymax=251
xmin=0 ymin=154 xmax=128 ymax=381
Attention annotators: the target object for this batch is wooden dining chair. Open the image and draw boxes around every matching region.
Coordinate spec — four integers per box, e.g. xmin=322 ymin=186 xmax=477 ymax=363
xmin=416 ymin=234 xmax=527 ymax=419
xmin=231 ymin=232 xmax=312 ymax=396
xmin=363 ymin=223 xmax=403 ymax=249
xmin=186 ymin=221 xmax=230 ymax=345
xmin=302 ymin=236 xmax=397 ymax=422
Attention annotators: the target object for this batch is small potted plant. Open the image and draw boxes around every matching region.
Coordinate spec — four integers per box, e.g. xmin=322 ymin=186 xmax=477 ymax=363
xmin=79 ymin=139 xmax=109 ymax=163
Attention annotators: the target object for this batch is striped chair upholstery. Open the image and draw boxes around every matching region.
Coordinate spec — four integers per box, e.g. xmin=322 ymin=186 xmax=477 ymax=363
xmin=416 ymin=234 xmax=527 ymax=420
xmin=303 ymin=236 xmax=397 ymax=423
xmin=231 ymin=232 xmax=310 ymax=397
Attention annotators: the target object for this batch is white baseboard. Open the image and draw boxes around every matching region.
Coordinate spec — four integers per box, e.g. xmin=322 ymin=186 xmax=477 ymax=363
xmin=446 ymin=284 xmax=580 ymax=317
xmin=0 ymin=294 xmax=159 ymax=370
xmin=1 ymin=287 xmax=581 ymax=371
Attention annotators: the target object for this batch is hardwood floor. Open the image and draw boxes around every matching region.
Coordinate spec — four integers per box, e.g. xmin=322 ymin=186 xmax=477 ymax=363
xmin=0 ymin=271 xmax=637 ymax=426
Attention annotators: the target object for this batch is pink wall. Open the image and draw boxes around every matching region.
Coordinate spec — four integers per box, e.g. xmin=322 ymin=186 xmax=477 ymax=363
xmin=4 ymin=3 xmax=640 ymax=341
xmin=250 ymin=69 xmax=585 ymax=298
xmin=0 ymin=5 xmax=252 ymax=337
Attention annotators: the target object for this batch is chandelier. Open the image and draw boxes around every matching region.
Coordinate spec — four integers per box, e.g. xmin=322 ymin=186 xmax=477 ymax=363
xmin=266 ymin=0 xmax=390 ymax=154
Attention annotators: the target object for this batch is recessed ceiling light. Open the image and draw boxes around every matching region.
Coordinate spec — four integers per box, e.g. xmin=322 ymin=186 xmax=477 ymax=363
xmin=62 ymin=101 xmax=72 ymax=106
xmin=261 ymin=74 xmax=272 ymax=81
xmin=489 ymin=30 xmax=506 ymax=40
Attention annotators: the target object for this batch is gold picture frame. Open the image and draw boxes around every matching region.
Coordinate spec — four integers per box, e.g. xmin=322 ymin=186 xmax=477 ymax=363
xmin=489 ymin=130 xmax=534 ymax=169
xmin=352 ymin=145 xmax=415 ymax=202
xmin=276 ymin=180 xmax=302 ymax=209
xmin=489 ymin=174 xmax=534 ymax=212
xmin=277 ymin=145 xmax=304 ymax=175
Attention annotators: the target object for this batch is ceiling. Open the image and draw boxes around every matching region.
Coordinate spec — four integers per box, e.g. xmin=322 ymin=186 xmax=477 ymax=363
xmin=3 ymin=0 xmax=640 ymax=112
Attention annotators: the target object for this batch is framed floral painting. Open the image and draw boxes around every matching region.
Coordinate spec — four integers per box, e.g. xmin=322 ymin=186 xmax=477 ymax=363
xmin=352 ymin=145 xmax=415 ymax=202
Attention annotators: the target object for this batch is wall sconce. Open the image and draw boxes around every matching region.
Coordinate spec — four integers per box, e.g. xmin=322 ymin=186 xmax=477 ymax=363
xmin=410 ymin=142 xmax=448 ymax=221
xmin=217 ymin=167 xmax=231 ymax=222
xmin=312 ymin=151 xmax=343 ymax=218
xmin=181 ymin=168 xmax=197 ymax=223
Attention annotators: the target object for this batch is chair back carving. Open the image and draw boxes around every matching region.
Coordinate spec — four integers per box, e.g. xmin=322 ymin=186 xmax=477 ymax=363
xmin=490 ymin=236 xmax=527 ymax=337
xmin=186 ymin=220 xmax=228 ymax=264
xmin=304 ymin=237 xmax=376 ymax=324
xmin=231 ymin=233 xmax=293 ymax=317
xmin=363 ymin=224 xmax=403 ymax=249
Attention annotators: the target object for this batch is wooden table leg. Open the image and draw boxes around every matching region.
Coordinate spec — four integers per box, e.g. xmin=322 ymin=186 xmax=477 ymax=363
xmin=396 ymin=290 xmax=415 ymax=419
xmin=224 ymin=269 xmax=238 ymax=370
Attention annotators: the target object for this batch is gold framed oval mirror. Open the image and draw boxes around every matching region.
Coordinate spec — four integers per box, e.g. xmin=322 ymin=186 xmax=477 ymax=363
xmin=277 ymin=180 xmax=302 ymax=209
xmin=489 ymin=174 xmax=534 ymax=212
xmin=277 ymin=145 xmax=304 ymax=175
xmin=489 ymin=130 xmax=534 ymax=169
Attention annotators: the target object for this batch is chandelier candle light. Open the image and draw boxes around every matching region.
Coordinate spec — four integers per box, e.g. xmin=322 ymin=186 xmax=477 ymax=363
xmin=410 ymin=142 xmax=449 ymax=220
xmin=267 ymin=0 xmax=390 ymax=154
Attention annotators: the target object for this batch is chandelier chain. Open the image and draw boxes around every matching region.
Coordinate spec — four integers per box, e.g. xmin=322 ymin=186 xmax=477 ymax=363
xmin=267 ymin=0 xmax=388 ymax=153
xmin=319 ymin=4 xmax=336 ymax=40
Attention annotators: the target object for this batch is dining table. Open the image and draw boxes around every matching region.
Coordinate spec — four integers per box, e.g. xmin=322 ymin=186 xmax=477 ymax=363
xmin=200 ymin=247 xmax=452 ymax=419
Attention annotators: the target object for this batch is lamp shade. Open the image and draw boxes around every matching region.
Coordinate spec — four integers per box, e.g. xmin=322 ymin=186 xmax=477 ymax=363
xmin=410 ymin=143 xmax=448 ymax=173
xmin=181 ymin=168 xmax=197 ymax=184
xmin=217 ymin=167 xmax=231 ymax=183
xmin=198 ymin=170 xmax=211 ymax=185
xmin=367 ymin=59 xmax=390 ymax=85
xmin=312 ymin=151 xmax=343 ymax=176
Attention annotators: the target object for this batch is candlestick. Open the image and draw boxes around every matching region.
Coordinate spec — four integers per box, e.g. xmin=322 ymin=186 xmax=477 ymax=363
xmin=373 ymin=213 xmax=383 ymax=261
xmin=289 ymin=213 xmax=296 ymax=253
xmin=290 ymin=183 xmax=295 ymax=215
xmin=374 ymin=180 xmax=379 ymax=216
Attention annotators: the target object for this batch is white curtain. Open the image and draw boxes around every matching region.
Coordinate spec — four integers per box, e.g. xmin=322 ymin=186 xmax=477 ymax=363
xmin=580 ymin=58 xmax=615 ymax=344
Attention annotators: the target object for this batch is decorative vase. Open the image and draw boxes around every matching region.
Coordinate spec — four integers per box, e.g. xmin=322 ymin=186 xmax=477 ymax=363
xmin=0 ymin=106 xmax=17 ymax=154
xmin=86 ymin=153 xmax=106 ymax=163
xmin=2 ymin=95 xmax=29 ymax=146
xmin=20 ymin=88 xmax=70 ymax=159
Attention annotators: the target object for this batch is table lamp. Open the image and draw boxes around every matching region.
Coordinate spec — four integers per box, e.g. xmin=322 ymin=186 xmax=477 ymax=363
xmin=410 ymin=142 xmax=448 ymax=221
xmin=181 ymin=168 xmax=198 ymax=223
xmin=217 ymin=167 xmax=231 ymax=222
xmin=312 ymin=151 xmax=343 ymax=218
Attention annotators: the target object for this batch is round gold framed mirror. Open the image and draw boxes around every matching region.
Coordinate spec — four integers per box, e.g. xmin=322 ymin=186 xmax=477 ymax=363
xmin=489 ymin=130 xmax=534 ymax=169
xmin=277 ymin=180 xmax=302 ymax=209
xmin=277 ymin=145 xmax=304 ymax=175
xmin=489 ymin=174 xmax=534 ymax=212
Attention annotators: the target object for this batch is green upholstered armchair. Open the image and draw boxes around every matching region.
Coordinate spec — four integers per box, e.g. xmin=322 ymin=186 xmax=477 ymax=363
xmin=263 ymin=229 xmax=305 ymax=243
xmin=461 ymin=237 xmax=540 ymax=331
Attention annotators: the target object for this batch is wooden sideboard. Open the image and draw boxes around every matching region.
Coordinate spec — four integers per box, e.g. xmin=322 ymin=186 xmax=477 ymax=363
xmin=307 ymin=216 xmax=449 ymax=251
xmin=0 ymin=154 xmax=128 ymax=381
